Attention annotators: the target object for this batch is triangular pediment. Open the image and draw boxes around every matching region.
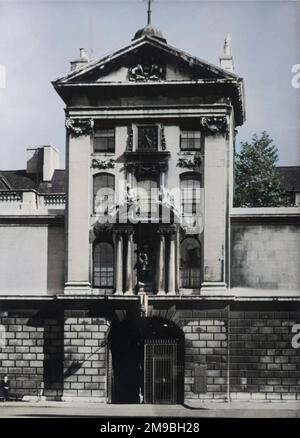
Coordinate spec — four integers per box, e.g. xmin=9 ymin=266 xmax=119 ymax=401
xmin=54 ymin=36 xmax=239 ymax=85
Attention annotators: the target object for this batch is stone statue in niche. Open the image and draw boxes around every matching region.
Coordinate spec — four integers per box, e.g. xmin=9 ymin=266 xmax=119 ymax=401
xmin=128 ymin=63 xmax=165 ymax=81
xmin=124 ymin=184 xmax=138 ymax=205
xmin=137 ymin=245 xmax=151 ymax=284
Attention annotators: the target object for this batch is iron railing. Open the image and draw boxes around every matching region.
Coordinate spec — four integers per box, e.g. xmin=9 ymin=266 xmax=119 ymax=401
xmin=144 ymin=339 xmax=178 ymax=404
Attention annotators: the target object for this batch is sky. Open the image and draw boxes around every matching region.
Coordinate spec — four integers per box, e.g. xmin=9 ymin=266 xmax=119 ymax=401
xmin=0 ymin=0 xmax=299 ymax=170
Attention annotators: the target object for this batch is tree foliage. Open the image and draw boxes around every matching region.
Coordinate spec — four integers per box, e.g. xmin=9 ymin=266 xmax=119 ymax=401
xmin=234 ymin=131 xmax=289 ymax=207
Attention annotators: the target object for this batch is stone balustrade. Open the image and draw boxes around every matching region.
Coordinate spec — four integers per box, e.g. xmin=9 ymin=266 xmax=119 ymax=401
xmin=0 ymin=190 xmax=65 ymax=214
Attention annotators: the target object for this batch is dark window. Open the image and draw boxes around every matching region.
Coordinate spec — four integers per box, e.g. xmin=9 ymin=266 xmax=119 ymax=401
xmin=93 ymin=173 xmax=115 ymax=214
xmin=180 ymin=130 xmax=201 ymax=150
xmin=180 ymin=237 xmax=201 ymax=288
xmin=93 ymin=242 xmax=114 ymax=288
xmin=180 ymin=177 xmax=201 ymax=215
xmin=138 ymin=125 xmax=158 ymax=150
xmin=94 ymin=128 xmax=115 ymax=152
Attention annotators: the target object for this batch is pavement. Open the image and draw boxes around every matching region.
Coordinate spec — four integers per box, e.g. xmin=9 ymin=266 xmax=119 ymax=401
xmin=0 ymin=400 xmax=299 ymax=418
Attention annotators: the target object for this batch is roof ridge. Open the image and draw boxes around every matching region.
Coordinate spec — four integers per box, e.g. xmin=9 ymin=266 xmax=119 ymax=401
xmin=0 ymin=173 xmax=13 ymax=190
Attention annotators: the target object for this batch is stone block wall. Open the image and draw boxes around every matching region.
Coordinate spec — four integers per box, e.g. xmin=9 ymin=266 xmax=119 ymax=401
xmin=63 ymin=310 xmax=110 ymax=401
xmin=179 ymin=307 xmax=300 ymax=402
xmin=231 ymin=223 xmax=300 ymax=290
xmin=180 ymin=309 xmax=229 ymax=401
xmin=0 ymin=224 xmax=65 ymax=295
xmin=0 ymin=309 xmax=63 ymax=400
xmin=1 ymin=305 xmax=299 ymax=403
xmin=229 ymin=310 xmax=300 ymax=401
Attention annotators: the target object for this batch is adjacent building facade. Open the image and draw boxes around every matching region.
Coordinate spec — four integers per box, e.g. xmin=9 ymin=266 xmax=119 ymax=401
xmin=0 ymin=25 xmax=300 ymax=404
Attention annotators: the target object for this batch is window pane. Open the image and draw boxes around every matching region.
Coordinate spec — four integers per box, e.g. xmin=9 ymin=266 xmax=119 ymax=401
xmin=180 ymin=238 xmax=201 ymax=288
xmin=93 ymin=174 xmax=115 ymax=213
xmin=180 ymin=178 xmax=201 ymax=215
xmin=138 ymin=126 xmax=158 ymax=150
xmin=137 ymin=179 xmax=158 ymax=216
xmin=180 ymin=130 xmax=201 ymax=150
xmin=93 ymin=242 xmax=114 ymax=288
xmin=94 ymin=128 xmax=115 ymax=152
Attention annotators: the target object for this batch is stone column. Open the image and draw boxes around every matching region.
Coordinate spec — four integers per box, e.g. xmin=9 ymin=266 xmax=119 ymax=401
xmin=160 ymin=171 xmax=166 ymax=189
xmin=115 ymin=232 xmax=123 ymax=295
xmin=127 ymin=169 xmax=133 ymax=188
xmin=125 ymin=229 xmax=134 ymax=295
xmin=168 ymin=232 xmax=176 ymax=295
xmin=157 ymin=231 xmax=165 ymax=295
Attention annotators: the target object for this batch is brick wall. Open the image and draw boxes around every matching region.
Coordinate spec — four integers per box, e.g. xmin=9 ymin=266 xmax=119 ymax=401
xmin=63 ymin=310 xmax=110 ymax=401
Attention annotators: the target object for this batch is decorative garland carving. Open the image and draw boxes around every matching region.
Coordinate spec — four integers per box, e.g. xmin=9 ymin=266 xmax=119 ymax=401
xmin=161 ymin=125 xmax=166 ymax=151
xmin=128 ymin=64 xmax=165 ymax=81
xmin=125 ymin=162 xmax=168 ymax=178
xmin=127 ymin=126 xmax=134 ymax=152
xmin=91 ymin=158 xmax=115 ymax=170
xmin=200 ymin=116 xmax=228 ymax=135
xmin=177 ymin=153 xmax=202 ymax=170
xmin=65 ymin=118 xmax=94 ymax=137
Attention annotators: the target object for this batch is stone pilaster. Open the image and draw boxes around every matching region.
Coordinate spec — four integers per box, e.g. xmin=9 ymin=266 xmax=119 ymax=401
xmin=64 ymin=118 xmax=93 ymax=294
xmin=202 ymin=128 xmax=228 ymax=291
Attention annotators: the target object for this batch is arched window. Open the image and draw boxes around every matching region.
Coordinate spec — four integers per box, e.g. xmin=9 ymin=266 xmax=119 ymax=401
xmin=93 ymin=173 xmax=115 ymax=214
xmin=180 ymin=237 xmax=201 ymax=288
xmin=137 ymin=179 xmax=159 ymax=216
xmin=180 ymin=175 xmax=201 ymax=216
xmin=93 ymin=241 xmax=114 ymax=288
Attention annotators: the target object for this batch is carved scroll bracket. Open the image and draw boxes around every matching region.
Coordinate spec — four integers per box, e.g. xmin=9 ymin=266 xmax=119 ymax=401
xmin=65 ymin=118 xmax=94 ymax=137
xmin=200 ymin=116 xmax=228 ymax=136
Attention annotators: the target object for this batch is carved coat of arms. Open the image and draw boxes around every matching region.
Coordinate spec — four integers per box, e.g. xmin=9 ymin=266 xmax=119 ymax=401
xmin=128 ymin=63 xmax=165 ymax=81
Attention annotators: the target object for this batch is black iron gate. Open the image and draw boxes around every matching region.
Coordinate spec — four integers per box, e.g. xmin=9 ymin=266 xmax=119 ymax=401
xmin=144 ymin=339 xmax=178 ymax=404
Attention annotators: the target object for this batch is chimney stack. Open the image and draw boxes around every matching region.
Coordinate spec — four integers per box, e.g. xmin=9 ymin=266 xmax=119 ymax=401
xmin=70 ymin=48 xmax=89 ymax=72
xmin=26 ymin=145 xmax=60 ymax=182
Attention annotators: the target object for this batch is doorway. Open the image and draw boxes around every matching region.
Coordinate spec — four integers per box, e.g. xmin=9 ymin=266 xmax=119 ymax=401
xmin=108 ymin=317 xmax=184 ymax=404
xmin=144 ymin=339 xmax=179 ymax=404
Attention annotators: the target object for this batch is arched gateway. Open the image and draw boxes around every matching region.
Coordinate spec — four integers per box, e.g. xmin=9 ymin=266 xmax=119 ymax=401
xmin=107 ymin=317 xmax=184 ymax=404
